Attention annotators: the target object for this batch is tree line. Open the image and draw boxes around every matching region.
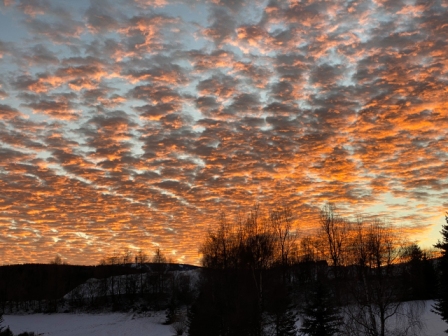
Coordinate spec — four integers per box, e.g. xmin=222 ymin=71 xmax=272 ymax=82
xmin=1 ymin=204 xmax=447 ymax=336
xmin=187 ymin=204 xmax=445 ymax=336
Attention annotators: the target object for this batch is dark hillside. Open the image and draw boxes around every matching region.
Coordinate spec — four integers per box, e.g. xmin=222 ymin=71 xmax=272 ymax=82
xmin=0 ymin=263 xmax=198 ymax=312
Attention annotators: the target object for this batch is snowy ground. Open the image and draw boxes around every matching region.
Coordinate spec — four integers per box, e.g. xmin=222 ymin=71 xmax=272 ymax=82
xmin=421 ymin=301 xmax=447 ymax=336
xmin=3 ymin=301 xmax=447 ymax=336
xmin=3 ymin=311 xmax=173 ymax=336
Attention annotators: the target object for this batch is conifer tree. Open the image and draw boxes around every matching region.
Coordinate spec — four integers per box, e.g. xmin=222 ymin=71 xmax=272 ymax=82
xmin=164 ymin=296 xmax=180 ymax=325
xmin=433 ymin=213 xmax=448 ymax=333
xmin=266 ymin=282 xmax=298 ymax=336
xmin=187 ymin=296 xmax=222 ymax=336
xmin=271 ymin=304 xmax=298 ymax=336
xmin=0 ymin=314 xmax=12 ymax=336
xmin=300 ymin=281 xmax=342 ymax=336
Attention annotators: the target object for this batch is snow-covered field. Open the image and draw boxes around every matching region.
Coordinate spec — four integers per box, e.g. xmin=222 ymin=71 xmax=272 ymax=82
xmin=3 ymin=301 xmax=447 ymax=336
xmin=3 ymin=311 xmax=172 ymax=336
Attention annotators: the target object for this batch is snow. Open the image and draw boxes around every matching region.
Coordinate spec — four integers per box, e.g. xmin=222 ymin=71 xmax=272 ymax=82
xmin=2 ymin=301 xmax=447 ymax=336
xmin=2 ymin=311 xmax=174 ymax=336
xmin=421 ymin=301 xmax=447 ymax=336
xmin=63 ymin=269 xmax=199 ymax=302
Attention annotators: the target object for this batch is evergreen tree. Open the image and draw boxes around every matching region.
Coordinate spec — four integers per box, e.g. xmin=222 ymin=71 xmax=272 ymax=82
xmin=402 ymin=243 xmax=437 ymax=300
xmin=433 ymin=213 xmax=448 ymax=333
xmin=421 ymin=252 xmax=438 ymax=299
xmin=0 ymin=314 xmax=12 ymax=336
xmin=300 ymin=281 xmax=342 ymax=336
xmin=165 ymin=296 xmax=180 ymax=325
xmin=266 ymin=282 xmax=298 ymax=336
xmin=0 ymin=327 xmax=13 ymax=336
xmin=187 ymin=297 xmax=222 ymax=336
xmin=270 ymin=305 xmax=298 ymax=336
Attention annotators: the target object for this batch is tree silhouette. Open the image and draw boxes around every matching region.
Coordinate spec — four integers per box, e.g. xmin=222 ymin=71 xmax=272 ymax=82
xmin=343 ymin=220 xmax=424 ymax=336
xmin=0 ymin=313 xmax=4 ymax=332
xmin=433 ymin=213 xmax=448 ymax=333
xmin=190 ymin=206 xmax=299 ymax=336
xmin=0 ymin=313 xmax=12 ymax=336
xmin=300 ymin=281 xmax=341 ymax=336
xmin=266 ymin=282 xmax=298 ymax=336
xmin=401 ymin=243 xmax=437 ymax=300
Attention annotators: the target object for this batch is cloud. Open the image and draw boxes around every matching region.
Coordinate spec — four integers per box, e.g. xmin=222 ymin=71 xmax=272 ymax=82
xmin=134 ymin=103 xmax=179 ymax=120
xmin=196 ymin=73 xmax=240 ymax=99
xmin=23 ymin=15 xmax=84 ymax=43
xmin=203 ymin=6 xmax=237 ymax=45
xmin=128 ymin=84 xmax=182 ymax=104
xmin=0 ymin=0 xmax=447 ymax=265
xmin=85 ymin=0 xmax=122 ymax=34
xmin=23 ymin=96 xmax=79 ymax=120
xmin=0 ymin=104 xmax=24 ymax=119
xmin=0 ymin=40 xmax=14 ymax=59
xmin=22 ymin=44 xmax=59 ymax=66
xmin=122 ymin=55 xmax=187 ymax=85
xmin=189 ymin=49 xmax=236 ymax=72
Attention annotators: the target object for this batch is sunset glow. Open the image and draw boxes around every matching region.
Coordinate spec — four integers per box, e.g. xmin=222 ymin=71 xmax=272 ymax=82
xmin=0 ymin=0 xmax=447 ymax=265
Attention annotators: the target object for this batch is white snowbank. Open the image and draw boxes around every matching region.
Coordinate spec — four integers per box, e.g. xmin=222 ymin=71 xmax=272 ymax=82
xmin=2 ymin=301 xmax=447 ymax=336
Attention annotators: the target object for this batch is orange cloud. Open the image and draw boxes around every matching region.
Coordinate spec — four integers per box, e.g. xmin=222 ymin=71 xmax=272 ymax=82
xmin=0 ymin=0 xmax=447 ymax=265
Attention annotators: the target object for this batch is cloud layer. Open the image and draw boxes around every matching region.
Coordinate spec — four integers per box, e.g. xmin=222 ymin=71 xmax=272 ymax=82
xmin=0 ymin=0 xmax=447 ymax=265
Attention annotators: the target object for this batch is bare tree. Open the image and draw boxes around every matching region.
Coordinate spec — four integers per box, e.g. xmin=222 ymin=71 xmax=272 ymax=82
xmin=343 ymin=219 xmax=424 ymax=336
xmin=270 ymin=206 xmax=297 ymax=268
xmin=150 ymin=248 xmax=170 ymax=309
xmin=50 ymin=255 xmax=66 ymax=265
xmin=121 ymin=250 xmax=133 ymax=265
xmin=136 ymin=250 xmax=148 ymax=296
xmin=319 ymin=203 xmax=351 ymax=280
xmin=240 ymin=206 xmax=275 ymax=271
xmin=299 ymin=235 xmax=320 ymax=263
xmin=153 ymin=248 xmax=167 ymax=264
xmin=193 ymin=205 xmax=291 ymax=336
xmin=201 ymin=212 xmax=235 ymax=270
xmin=99 ymin=251 xmax=121 ymax=302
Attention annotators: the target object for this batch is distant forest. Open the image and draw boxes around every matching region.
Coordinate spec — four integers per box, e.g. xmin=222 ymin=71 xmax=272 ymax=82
xmin=1 ymin=205 xmax=447 ymax=336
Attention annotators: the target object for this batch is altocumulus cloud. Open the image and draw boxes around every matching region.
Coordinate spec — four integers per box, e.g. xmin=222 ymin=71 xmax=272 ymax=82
xmin=0 ymin=0 xmax=447 ymax=265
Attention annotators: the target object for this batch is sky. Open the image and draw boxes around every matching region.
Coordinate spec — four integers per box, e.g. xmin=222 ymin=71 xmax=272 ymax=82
xmin=0 ymin=0 xmax=447 ymax=266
